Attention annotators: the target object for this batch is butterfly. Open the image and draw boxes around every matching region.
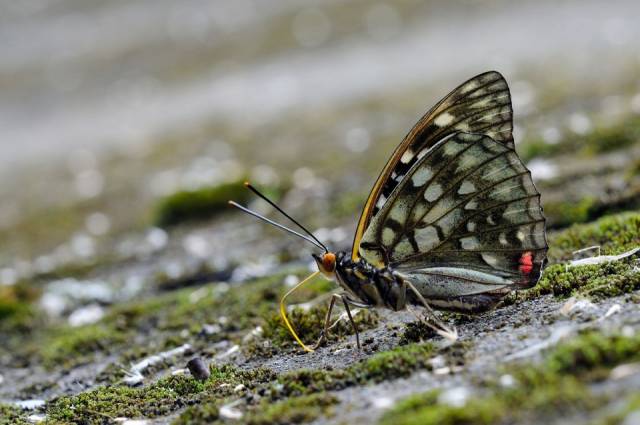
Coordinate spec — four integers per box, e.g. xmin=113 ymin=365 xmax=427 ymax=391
xmin=231 ymin=71 xmax=548 ymax=352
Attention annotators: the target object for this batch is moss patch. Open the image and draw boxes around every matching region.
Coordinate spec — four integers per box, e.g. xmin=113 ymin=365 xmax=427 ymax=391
xmin=46 ymin=375 xmax=202 ymax=423
xmin=520 ymin=115 xmax=640 ymax=162
xmin=153 ymin=181 xmax=250 ymax=227
xmin=174 ymin=343 xmax=436 ymax=425
xmin=512 ymin=260 xmax=640 ymax=303
xmin=0 ymin=404 xmax=30 ymax=425
xmin=543 ymin=197 xmax=598 ymax=229
xmin=47 ymin=364 xmax=276 ymax=423
xmin=40 ymin=324 xmax=128 ymax=369
xmin=599 ymin=393 xmax=640 ymax=425
xmin=546 ymin=212 xmax=640 ymax=262
xmin=544 ymin=192 xmax=640 ymax=230
xmin=381 ymin=331 xmax=639 ymax=425
xmin=263 ymin=304 xmax=379 ymax=350
xmin=276 ymin=342 xmax=435 ymax=397
xmin=544 ymin=330 xmax=640 ymax=377
xmin=246 ymin=393 xmax=339 ymax=425
xmin=350 ymin=342 xmax=435 ymax=383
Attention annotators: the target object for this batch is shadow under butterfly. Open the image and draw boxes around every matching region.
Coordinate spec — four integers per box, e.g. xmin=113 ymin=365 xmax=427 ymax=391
xmin=230 ymin=71 xmax=548 ymax=352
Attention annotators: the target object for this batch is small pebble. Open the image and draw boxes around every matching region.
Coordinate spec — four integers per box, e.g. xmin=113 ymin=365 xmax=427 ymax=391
xmin=186 ymin=357 xmax=210 ymax=381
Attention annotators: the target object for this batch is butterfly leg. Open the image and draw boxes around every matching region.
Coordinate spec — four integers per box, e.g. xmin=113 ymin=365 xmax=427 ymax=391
xmin=404 ymin=280 xmax=458 ymax=341
xmin=312 ymin=294 xmax=362 ymax=350
xmin=341 ymin=295 xmax=361 ymax=350
xmin=312 ymin=293 xmax=341 ymax=350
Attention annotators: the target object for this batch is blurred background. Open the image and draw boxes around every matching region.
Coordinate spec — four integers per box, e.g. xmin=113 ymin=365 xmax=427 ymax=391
xmin=1 ymin=0 xmax=640 ymax=354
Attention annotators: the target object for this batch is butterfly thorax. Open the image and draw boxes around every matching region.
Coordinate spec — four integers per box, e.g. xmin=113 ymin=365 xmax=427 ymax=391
xmin=333 ymin=251 xmax=409 ymax=311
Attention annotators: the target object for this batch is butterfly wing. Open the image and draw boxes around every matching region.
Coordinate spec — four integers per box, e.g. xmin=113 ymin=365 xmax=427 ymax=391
xmin=358 ymin=132 xmax=547 ymax=292
xmin=352 ymin=71 xmax=514 ymax=261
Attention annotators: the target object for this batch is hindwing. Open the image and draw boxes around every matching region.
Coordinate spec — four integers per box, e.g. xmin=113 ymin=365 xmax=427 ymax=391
xmin=359 ymin=132 xmax=547 ymax=288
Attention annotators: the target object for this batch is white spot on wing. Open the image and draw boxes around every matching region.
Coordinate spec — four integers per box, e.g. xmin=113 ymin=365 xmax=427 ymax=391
xmin=460 ymin=236 xmax=480 ymax=250
xmin=461 ymin=81 xmax=478 ymax=93
xmin=499 ymin=232 xmax=508 ymax=245
xmin=458 ymin=181 xmax=476 ymax=195
xmin=415 ymin=226 xmax=439 ymax=251
xmin=376 ymin=194 xmax=387 ymax=209
xmin=424 ymin=183 xmax=443 ymax=202
xmin=481 ymin=253 xmax=500 ymax=267
xmin=400 ymin=148 xmax=414 ymax=164
xmin=456 ymin=122 xmax=470 ymax=132
xmin=416 ymin=148 xmax=429 ymax=160
xmin=412 ymin=167 xmax=433 ymax=187
xmin=516 ymin=230 xmax=526 ymax=242
xmin=382 ymin=227 xmax=395 ymax=246
xmin=434 ymin=112 xmax=455 ymax=127
xmin=389 ymin=202 xmax=407 ymax=225
xmin=465 ymin=199 xmax=478 ymax=210
xmin=467 ymin=221 xmax=476 ymax=232
xmin=443 ymin=140 xmax=465 ymax=156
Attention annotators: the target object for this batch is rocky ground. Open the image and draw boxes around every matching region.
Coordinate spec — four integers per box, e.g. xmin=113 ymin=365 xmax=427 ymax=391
xmin=2 ymin=1 xmax=640 ymax=424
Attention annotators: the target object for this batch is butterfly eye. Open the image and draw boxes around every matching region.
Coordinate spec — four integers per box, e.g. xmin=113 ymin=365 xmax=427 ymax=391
xmin=322 ymin=253 xmax=336 ymax=272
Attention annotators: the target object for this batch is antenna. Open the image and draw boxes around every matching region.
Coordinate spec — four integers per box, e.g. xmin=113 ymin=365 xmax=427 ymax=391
xmin=228 ymin=201 xmax=326 ymax=251
xmin=242 ymin=182 xmax=329 ymax=252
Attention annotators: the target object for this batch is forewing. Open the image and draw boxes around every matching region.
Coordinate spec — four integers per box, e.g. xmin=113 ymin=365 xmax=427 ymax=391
xmin=352 ymin=71 xmax=513 ymax=260
xmin=359 ymin=132 xmax=547 ymax=288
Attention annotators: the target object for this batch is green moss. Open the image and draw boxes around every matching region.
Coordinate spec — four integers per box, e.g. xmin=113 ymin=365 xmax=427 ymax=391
xmin=544 ymin=197 xmax=598 ymax=229
xmin=0 ymin=284 xmax=38 ymax=321
xmin=277 ymin=368 xmax=350 ymax=398
xmin=351 ymin=343 xmax=435 ymax=383
xmin=520 ymin=115 xmax=640 ymax=162
xmin=47 ymin=365 xmax=275 ymax=423
xmin=40 ymin=324 xmax=128 ymax=369
xmin=547 ymin=212 xmax=640 ymax=262
xmin=381 ymin=331 xmax=640 ymax=425
xmin=380 ymin=390 xmax=505 ymax=425
xmin=263 ymin=304 xmax=379 ymax=349
xmin=46 ymin=375 xmax=203 ymax=422
xmin=246 ymin=393 xmax=339 ymax=425
xmin=206 ymin=364 xmax=277 ymax=391
xmin=516 ymin=260 xmax=640 ymax=302
xmin=276 ymin=342 xmax=435 ymax=397
xmin=0 ymin=403 xmax=30 ymax=425
xmin=545 ymin=192 xmax=640 ymax=230
xmin=583 ymin=117 xmax=640 ymax=154
xmin=154 ymin=181 xmax=250 ymax=227
xmin=598 ymin=393 xmax=640 ymax=425
xmin=172 ymin=395 xmax=221 ymax=424
xmin=543 ymin=331 xmax=640 ymax=377
xmin=399 ymin=320 xmax=438 ymax=345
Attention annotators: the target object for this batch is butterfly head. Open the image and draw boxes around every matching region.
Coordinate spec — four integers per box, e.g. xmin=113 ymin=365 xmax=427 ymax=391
xmin=312 ymin=252 xmax=337 ymax=278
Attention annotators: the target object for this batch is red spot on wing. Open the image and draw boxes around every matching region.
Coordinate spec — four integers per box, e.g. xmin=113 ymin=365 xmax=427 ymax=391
xmin=519 ymin=251 xmax=533 ymax=275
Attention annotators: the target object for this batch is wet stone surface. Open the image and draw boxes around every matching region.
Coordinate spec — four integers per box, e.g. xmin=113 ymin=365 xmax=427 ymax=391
xmin=2 ymin=1 xmax=640 ymax=424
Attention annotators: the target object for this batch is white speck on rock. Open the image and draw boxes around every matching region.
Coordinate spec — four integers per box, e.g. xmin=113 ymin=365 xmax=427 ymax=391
xmin=599 ymin=304 xmax=622 ymax=321
xmin=27 ymin=414 xmax=46 ymax=423
xmin=15 ymin=399 xmax=45 ymax=409
xmin=371 ymin=396 xmax=395 ymax=409
xmin=438 ymin=386 xmax=470 ymax=408
xmin=219 ymin=399 xmax=244 ymax=420
xmin=68 ymin=303 xmax=104 ymax=327
xmin=499 ymin=374 xmax=516 ymax=388
xmin=216 ymin=344 xmax=240 ymax=360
